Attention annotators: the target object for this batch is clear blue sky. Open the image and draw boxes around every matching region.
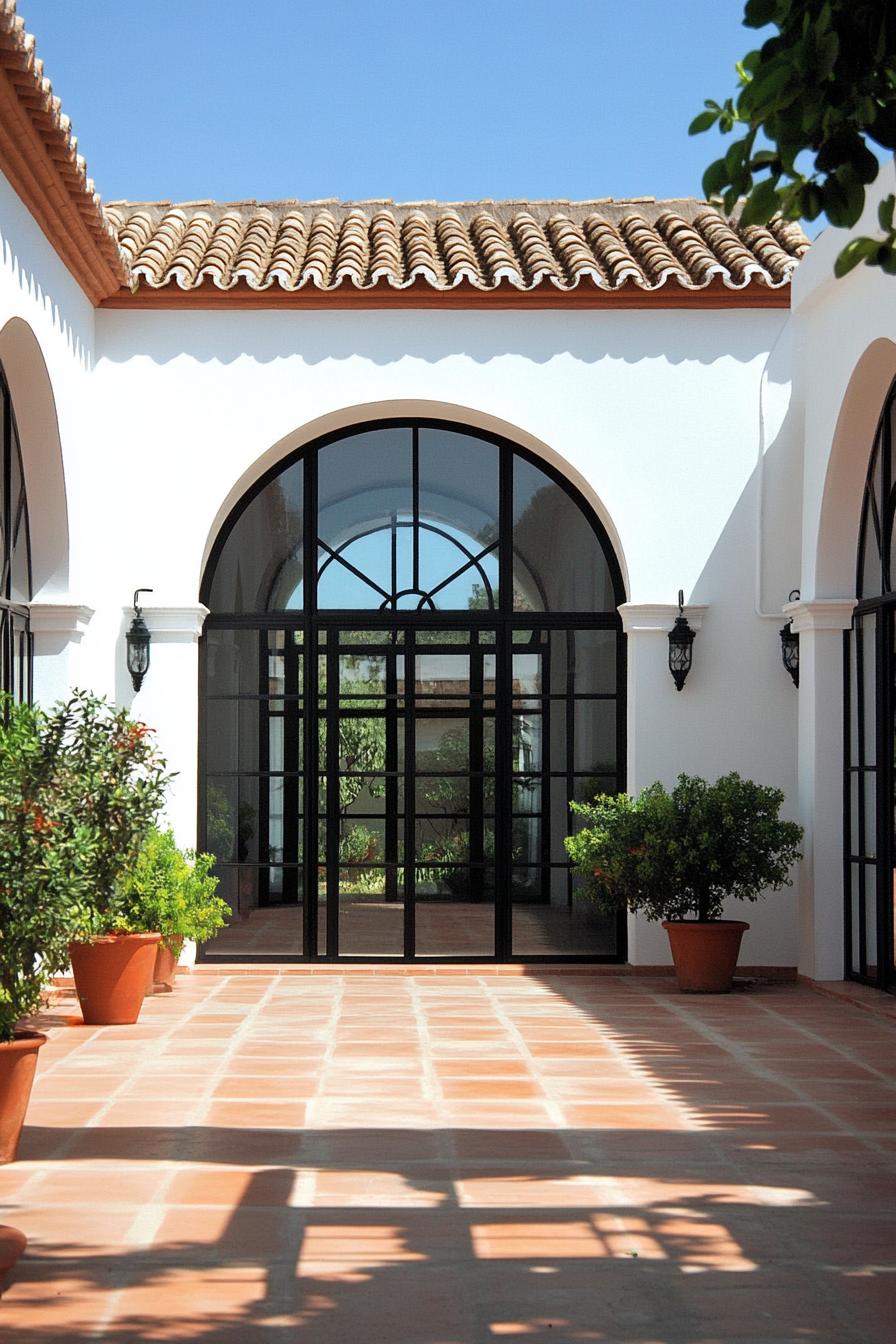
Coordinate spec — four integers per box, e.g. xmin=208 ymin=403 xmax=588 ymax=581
xmin=25 ymin=0 xmax=765 ymax=205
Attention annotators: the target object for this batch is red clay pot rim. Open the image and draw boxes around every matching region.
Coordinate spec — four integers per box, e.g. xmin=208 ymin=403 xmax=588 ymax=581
xmin=69 ymin=932 xmax=161 ymax=947
xmin=0 ymin=1031 xmax=47 ymax=1050
xmin=662 ymin=919 xmax=750 ymax=928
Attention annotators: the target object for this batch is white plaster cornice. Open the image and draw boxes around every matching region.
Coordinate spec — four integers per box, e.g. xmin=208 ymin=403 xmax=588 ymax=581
xmin=29 ymin=603 xmax=94 ymax=640
xmin=123 ymin=605 xmax=210 ymax=641
xmin=617 ymin=602 xmax=707 ymax=634
xmin=785 ymin=598 xmax=857 ymax=634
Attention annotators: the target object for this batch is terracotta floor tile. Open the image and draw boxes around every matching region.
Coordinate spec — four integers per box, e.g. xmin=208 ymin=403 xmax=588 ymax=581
xmin=204 ymin=1100 xmax=307 ymax=1128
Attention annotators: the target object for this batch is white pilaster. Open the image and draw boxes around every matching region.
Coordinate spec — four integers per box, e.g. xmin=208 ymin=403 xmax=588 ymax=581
xmin=617 ymin=601 xmax=708 ymax=965
xmin=124 ymin=604 xmax=210 ymax=850
xmin=786 ymin=597 xmax=857 ymax=980
xmin=29 ymin=602 xmax=94 ymax=705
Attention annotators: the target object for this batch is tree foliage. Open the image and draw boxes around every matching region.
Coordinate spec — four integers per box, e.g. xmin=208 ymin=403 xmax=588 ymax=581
xmin=565 ymin=772 xmax=803 ymax=923
xmin=692 ymin=1 xmax=896 ymax=275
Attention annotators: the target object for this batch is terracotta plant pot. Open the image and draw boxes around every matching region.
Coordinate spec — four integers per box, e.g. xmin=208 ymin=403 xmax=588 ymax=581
xmin=0 ymin=1032 xmax=46 ymax=1163
xmin=69 ymin=932 xmax=161 ymax=1025
xmin=152 ymin=936 xmax=183 ymax=992
xmin=0 ymin=1226 xmax=27 ymax=1294
xmin=662 ymin=920 xmax=750 ymax=993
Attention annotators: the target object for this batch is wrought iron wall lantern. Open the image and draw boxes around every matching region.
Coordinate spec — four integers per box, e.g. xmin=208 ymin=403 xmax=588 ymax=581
xmin=668 ymin=589 xmax=695 ymax=692
xmin=126 ymin=588 xmax=153 ymax=692
xmin=780 ymin=589 xmax=800 ymax=689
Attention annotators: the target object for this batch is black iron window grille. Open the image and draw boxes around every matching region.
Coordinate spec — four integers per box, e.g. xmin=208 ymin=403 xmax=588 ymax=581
xmin=200 ymin=421 xmax=626 ymax=963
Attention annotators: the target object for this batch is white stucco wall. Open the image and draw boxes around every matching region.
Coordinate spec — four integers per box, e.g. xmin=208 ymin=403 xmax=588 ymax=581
xmin=0 ymin=162 xmax=805 ymax=966
xmin=77 ymin=304 xmax=795 ymax=965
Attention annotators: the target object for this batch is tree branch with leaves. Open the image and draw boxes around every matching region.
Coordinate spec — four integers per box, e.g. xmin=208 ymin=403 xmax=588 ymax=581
xmin=691 ymin=0 xmax=896 ymax=276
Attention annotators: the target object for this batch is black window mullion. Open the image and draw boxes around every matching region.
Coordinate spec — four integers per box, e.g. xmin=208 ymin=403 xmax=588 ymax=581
xmin=469 ymin=644 xmax=484 ymax=904
xmin=326 ymin=642 xmax=340 ymax=957
xmin=404 ymin=626 xmax=416 ymax=958
xmin=257 ymin=630 xmax=272 ymax=908
xmin=281 ymin=633 xmax=301 ymax=907
xmin=303 ymin=620 xmax=318 ymax=957
xmin=385 ymin=641 xmax=399 ymax=902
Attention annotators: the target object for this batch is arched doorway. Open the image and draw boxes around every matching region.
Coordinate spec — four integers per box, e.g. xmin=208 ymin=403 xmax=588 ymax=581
xmin=0 ymin=362 xmax=32 ymax=701
xmin=846 ymin=377 xmax=896 ymax=991
xmin=199 ymin=420 xmax=626 ymax=962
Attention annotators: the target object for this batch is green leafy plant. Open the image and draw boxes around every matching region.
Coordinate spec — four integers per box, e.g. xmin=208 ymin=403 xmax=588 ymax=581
xmin=0 ymin=691 xmax=171 ymax=1039
xmin=0 ymin=698 xmax=80 ymax=1040
xmin=565 ymin=772 xmax=803 ymax=922
xmin=118 ymin=827 xmax=229 ymax=950
xmin=45 ymin=691 xmax=172 ymax=940
xmin=691 ymin=1 xmax=896 ymax=275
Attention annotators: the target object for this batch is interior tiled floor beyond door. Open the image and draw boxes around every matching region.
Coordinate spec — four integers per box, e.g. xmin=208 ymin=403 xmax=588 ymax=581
xmin=3 ymin=973 xmax=896 ymax=1343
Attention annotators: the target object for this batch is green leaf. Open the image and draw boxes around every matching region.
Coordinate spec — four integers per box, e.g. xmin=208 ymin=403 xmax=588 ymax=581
xmin=744 ymin=0 xmax=779 ymax=29
xmin=702 ymin=159 xmax=729 ymax=198
xmin=878 ymin=194 xmax=896 ymax=232
xmin=879 ymin=243 xmax=896 ymax=275
xmin=834 ymin=236 xmax=878 ymax=278
xmin=739 ymin=177 xmax=782 ymax=227
xmin=689 ymin=110 xmax=718 ymax=136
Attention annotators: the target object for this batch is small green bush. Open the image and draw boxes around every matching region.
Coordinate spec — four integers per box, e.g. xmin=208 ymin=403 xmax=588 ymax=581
xmin=118 ymin=827 xmax=229 ymax=950
xmin=565 ymin=772 xmax=803 ymax=923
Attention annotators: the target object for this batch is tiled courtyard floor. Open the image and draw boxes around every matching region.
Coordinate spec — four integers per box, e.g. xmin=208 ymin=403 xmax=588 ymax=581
xmin=2 ymin=972 xmax=895 ymax=1343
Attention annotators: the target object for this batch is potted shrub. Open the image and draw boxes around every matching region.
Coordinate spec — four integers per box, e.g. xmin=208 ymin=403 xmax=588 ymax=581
xmin=0 ymin=695 xmax=85 ymax=1160
xmin=118 ymin=826 xmax=229 ymax=989
xmin=565 ymin=772 xmax=803 ymax=992
xmin=46 ymin=692 xmax=172 ymax=1024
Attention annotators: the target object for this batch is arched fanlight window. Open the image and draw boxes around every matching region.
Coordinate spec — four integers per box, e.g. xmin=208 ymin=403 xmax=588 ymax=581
xmin=205 ymin=424 xmax=619 ymax=616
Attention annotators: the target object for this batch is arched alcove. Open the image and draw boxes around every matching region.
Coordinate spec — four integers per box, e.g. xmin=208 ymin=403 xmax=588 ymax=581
xmin=0 ymin=317 xmax=69 ymax=600
xmin=198 ymin=416 xmax=627 ymax=964
xmin=815 ymin=338 xmax=896 ymax=599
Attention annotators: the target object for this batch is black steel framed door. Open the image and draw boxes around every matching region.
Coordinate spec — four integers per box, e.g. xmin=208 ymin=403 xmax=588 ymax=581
xmin=199 ymin=418 xmax=626 ymax=963
xmin=315 ymin=623 xmax=500 ymax=958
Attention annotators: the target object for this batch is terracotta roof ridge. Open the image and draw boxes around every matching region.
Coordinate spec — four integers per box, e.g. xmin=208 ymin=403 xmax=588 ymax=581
xmin=105 ymin=196 xmax=806 ymax=298
xmin=104 ymin=195 xmax=709 ymax=212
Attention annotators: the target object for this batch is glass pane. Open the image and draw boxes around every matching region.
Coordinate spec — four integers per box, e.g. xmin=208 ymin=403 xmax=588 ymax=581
xmin=206 ymin=699 xmax=264 ymax=773
xmin=338 ymin=653 xmax=389 ymax=697
xmin=206 ymin=628 xmax=263 ymax=697
xmin=513 ymin=710 xmax=542 ymax=772
xmin=317 ymin=428 xmax=413 ymax=605
xmin=416 ymin=718 xmax=469 ymax=771
xmin=513 ymin=456 xmax=616 ymax=612
xmin=415 ymin=654 xmax=470 ymax=700
xmin=338 ymin=873 xmax=403 ymax=956
xmin=339 ymin=818 xmax=387 ymax=864
xmin=417 ymin=774 xmax=469 ymax=813
xmin=206 ymin=778 xmax=238 ymax=863
xmin=512 ymin=870 xmax=619 ymax=955
xmin=549 ymin=629 xmax=618 ymax=694
xmin=9 ymin=429 xmax=30 ymax=604
xmin=418 ymin=429 xmax=500 ymax=549
xmin=416 ymin=817 xmax=470 ymax=864
xmin=207 ymin=460 xmax=303 ymax=613
xmin=202 ymin=870 xmax=304 ymax=957
xmin=573 ymin=701 xmax=617 ymax=774
xmin=426 ymin=548 xmax=498 ymax=611
xmin=513 ymin=653 xmax=543 ymax=697
xmin=317 ymin=550 xmax=389 ymax=609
